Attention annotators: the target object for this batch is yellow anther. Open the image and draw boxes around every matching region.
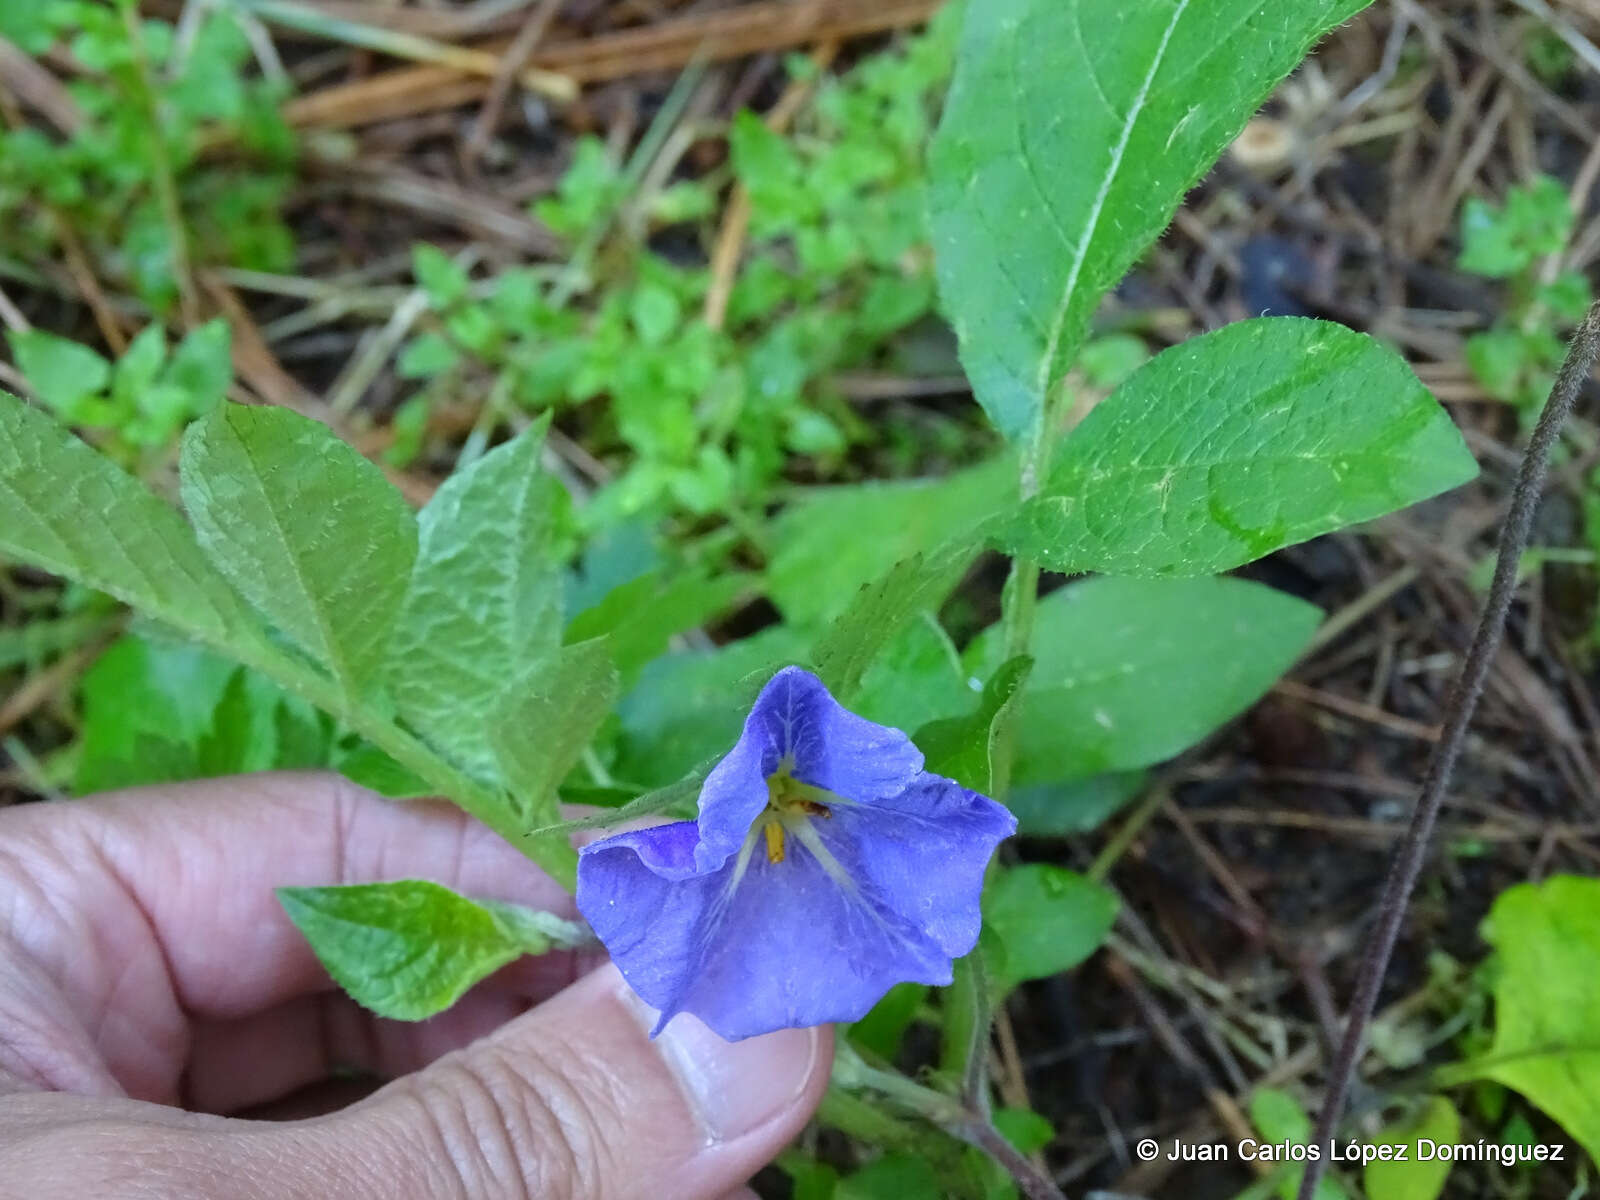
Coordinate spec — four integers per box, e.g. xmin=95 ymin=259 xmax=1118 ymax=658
xmin=764 ymin=819 xmax=786 ymax=864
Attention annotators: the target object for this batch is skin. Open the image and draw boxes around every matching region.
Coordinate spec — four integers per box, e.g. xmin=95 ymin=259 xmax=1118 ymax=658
xmin=0 ymin=772 xmax=832 ymax=1199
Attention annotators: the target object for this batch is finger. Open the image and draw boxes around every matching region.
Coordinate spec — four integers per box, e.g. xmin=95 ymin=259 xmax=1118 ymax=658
xmin=305 ymin=964 xmax=833 ymax=1200
xmin=183 ymin=987 xmax=533 ymax=1114
xmin=5 ymin=771 xmax=575 ymax=1022
xmin=0 ymin=772 xmax=584 ymax=1106
xmin=0 ymin=969 xmax=831 ymax=1200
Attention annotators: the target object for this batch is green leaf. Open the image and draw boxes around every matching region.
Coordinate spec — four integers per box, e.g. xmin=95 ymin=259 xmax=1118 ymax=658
xmin=388 ymin=425 xmax=564 ymax=780
xmin=850 ymin=613 xmax=970 ymax=735
xmin=277 ymin=880 xmax=584 ymax=1021
xmin=914 ymin=655 xmax=1033 ymax=794
xmin=768 ymin=458 xmax=1014 ymax=627
xmin=181 ymin=405 xmax=417 ymax=703
xmin=993 ymin=319 xmax=1476 ymax=575
xmin=413 ymin=243 xmax=470 ymax=308
xmin=489 ymin=639 xmax=620 ymax=823
xmin=967 ymin=576 xmax=1319 ymax=786
xmin=77 ymin=635 xmax=237 ymax=793
xmin=1010 ymin=772 xmax=1147 ymax=836
xmin=113 ymin=325 xmax=168 ymax=406
xmin=0 ymin=396 xmax=259 ymax=642
xmin=1365 ymin=1097 xmax=1459 ymax=1200
xmin=930 ymin=0 xmax=1372 ymax=444
xmin=10 ymin=330 xmax=111 ymax=413
xmin=615 ymin=626 xmax=808 ymax=788
xmin=566 ymin=568 xmax=748 ymax=686
xmin=836 ymin=1155 xmax=942 ymax=1200
xmin=1458 ymin=176 xmax=1573 ymax=279
xmin=0 ymin=611 xmax=111 ymax=673
xmin=334 ymin=742 xmax=435 ymax=798
xmin=1247 ymin=1088 xmax=1353 ymax=1200
xmin=1250 ymin=1087 xmax=1311 ymax=1145
xmin=848 ymin=982 xmax=927 ymax=1060
xmin=397 ymin=332 xmax=461 ymax=380
xmin=0 ymin=4 xmax=62 ymax=53
xmin=164 ymin=319 xmax=233 ymax=405
xmin=983 ymin=864 xmax=1117 ymax=991
xmin=1456 ymin=875 xmax=1600 ymax=1163
xmin=78 ymin=634 xmax=329 ymax=792
xmin=813 ymin=542 xmax=978 ymax=702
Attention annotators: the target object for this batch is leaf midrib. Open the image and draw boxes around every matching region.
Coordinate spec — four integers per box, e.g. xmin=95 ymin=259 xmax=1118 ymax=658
xmin=1032 ymin=0 xmax=1193 ymax=409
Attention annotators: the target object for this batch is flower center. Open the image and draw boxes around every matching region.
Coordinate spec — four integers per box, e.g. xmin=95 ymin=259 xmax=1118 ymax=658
xmin=759 ymin=770 xmax=832 ymax=864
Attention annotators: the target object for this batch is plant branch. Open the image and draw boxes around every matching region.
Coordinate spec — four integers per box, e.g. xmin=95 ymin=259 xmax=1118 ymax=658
xmin=224 ymin=637 xmax=579 ymax=888
xmin=832 ymin=1043 xmax=1068 ymax=1200
xmin=1296 ymin=300 xmax=1600 ymax=1200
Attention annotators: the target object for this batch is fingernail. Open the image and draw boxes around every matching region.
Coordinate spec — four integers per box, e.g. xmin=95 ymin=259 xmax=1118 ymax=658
xmin=623 ymin=986 xmax=821 ymax=1142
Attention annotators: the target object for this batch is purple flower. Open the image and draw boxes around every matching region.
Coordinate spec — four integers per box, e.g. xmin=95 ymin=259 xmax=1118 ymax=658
xmin=576 ymin=666 xmax=1016 ymax=1040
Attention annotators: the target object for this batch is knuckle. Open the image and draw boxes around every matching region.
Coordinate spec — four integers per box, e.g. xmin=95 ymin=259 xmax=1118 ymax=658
xmin=389 ymin=1044 xmax=626 ymax=1200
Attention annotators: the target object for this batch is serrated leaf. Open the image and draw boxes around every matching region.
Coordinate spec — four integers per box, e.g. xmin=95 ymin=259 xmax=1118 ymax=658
xmin=277 ymin=880 xmax=583 ymax=1021
xmin=529 ymin=767 xmax=707 ymax=838
xmin=1454 ymin=875 xmax=1600 ymax=1163
xmin=0 ymin=395 xmax=259 ymax=642
xmin=181 ymin=405 xmax=417 ymax=704
xmin=967 ymin=576 xmax=1320 ymax=786
xmin=388 ymin=424 xmax=564 ymax=781
xmin=992 ymin=320 xmax=1477 ymax=575
xmin=489 ymin=639 xmax=619 ymax=824
xmin=930 ymin=0 xmax=1372 ymax=443
xmin=983 ymin=864 xmax=1117 ymax=991
xmin=9 ymin=330 xmax=110 ymax=412
xmin=813 ymin=542 xmax=978 ymax=702
xmin=1365 ymin=1097 xmax=1459 ymax=1200
xmin=914 ymin=655 xmax=1033 ymax=794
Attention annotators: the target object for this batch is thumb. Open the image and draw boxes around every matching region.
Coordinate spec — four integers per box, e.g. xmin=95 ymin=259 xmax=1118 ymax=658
xmin=305 ymin=963 xmax=831 ymax=1200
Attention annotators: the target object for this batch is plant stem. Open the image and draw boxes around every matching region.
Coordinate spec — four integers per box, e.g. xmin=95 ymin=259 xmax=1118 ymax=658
xmin=940 ymin=944 xmax=993 ymax=1114
xmin=1296 ymin=300 xmax=1600 ymax=1200
xmin=832 ymin=1044 xmax=1068 ymax=1200
xmin=228 ymin=637 xmax=579 ymax=888
xmin=117 ymin=0 xmax=199 ymax=328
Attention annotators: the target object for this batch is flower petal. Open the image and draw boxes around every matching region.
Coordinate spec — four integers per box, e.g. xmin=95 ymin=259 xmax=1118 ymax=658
xmin=576 ymin=820 xmax=730 ymax=1017
xmin=693 ymin=842 xmax=957 ymax=1039
xmin=817 ymin=772 xmax=1017 ymax=958
xmin=695 ymin=667 xmax=925 ymax=867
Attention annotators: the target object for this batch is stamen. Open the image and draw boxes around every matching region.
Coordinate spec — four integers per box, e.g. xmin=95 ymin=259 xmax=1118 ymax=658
xmin=764 ymin=819 xmax=786 ymax=864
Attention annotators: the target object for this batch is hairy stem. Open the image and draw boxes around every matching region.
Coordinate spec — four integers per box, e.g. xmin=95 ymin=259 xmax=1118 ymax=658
xmin=227 ymin=637 xmax=579 ymax=887
xmin=1296 ymin=301 xmax=1600 ymax=1200
xmin=832 ymin=1044 xmax=1068 ymax=1200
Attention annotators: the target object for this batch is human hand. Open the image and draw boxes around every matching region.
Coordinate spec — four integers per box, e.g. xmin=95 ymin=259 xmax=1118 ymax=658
xmin=0 ymin=772 xmax=832 ymax=1199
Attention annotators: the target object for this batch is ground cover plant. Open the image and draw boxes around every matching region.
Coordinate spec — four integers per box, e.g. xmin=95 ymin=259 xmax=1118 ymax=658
xmin=3 ymin=1 xmax=1600 ymax=1196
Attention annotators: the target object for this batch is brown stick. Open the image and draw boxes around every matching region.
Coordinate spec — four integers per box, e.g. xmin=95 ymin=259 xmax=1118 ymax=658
xmin=1297 ymin=302 xmax=1600 ymax=1199
xmin=464 ymin=0 xmax=566 ymax=165
xmin=285 ymin=0 xmax=940 ymax=129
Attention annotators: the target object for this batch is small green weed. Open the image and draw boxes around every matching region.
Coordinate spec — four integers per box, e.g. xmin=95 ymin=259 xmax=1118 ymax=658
xmin=0 ymin=1 xmax=296 ymax=314
xmin=1457 ymin=174 xmax=1592 ymax=412
xmin=400 ymin=14 xmax=971 ymax=531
